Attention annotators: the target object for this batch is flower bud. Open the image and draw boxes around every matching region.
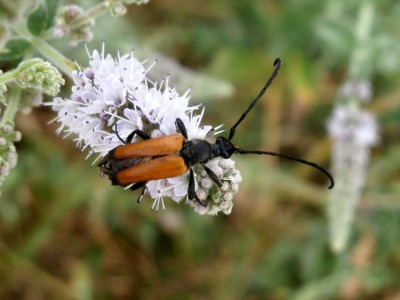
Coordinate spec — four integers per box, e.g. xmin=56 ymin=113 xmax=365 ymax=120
xmin=15 ymin=59 xmax=64 ymax=96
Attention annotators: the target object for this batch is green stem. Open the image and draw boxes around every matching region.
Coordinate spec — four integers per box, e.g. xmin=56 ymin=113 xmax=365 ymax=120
xmin=348 ymin=0 xmax=374 ymax=80
xmin=0 ymin=69 xmax=18 ymax=84
xmin=69 ymin=0 xmax=111 ymax=29
xmin=0 ymin=84 xmax=21 ymax=127
xmin=30 ymin=36 xmax=76 ymax=76
xmin=11 ymin=23 xmax=76 ymax=77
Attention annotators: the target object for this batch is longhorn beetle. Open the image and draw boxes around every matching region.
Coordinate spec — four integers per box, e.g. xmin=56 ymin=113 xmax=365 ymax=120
xmin=98 ymin=58 xmax=335 ymax=206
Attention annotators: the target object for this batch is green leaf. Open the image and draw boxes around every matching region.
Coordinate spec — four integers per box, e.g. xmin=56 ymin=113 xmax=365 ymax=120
xmin=27 ymin=2 xmax=48 ymax=36
xmin=0 ymin=39 xmax=31 ymax=65
xmin=45 ymin=0 xmax=60 ymax=29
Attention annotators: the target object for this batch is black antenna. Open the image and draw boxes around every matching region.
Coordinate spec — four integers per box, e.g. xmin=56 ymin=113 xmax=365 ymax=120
xmin=228 ymin=58 xmax=282 ymax=141
xmin=235 ymin=148 xmax=335 ymax=189
xmin=225 ymin=58 xmax=334 ymax=189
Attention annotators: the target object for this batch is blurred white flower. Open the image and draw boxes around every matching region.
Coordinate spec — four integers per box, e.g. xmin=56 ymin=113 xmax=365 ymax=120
xmin=327 ymin=104 xmax=378 ymax=253
xmin=339 ymin=80 xmax=373 ymax=103
xmin=47 ymin=47 xmax=241 ymax=215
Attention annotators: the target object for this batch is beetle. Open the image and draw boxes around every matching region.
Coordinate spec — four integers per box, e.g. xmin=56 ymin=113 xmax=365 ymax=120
xmin=98 ymin=58 xmax=335 ymax=206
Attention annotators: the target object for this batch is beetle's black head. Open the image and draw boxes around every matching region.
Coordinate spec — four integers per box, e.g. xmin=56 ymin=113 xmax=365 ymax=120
xmin=215 ymin=136 xmax=236 ymax=159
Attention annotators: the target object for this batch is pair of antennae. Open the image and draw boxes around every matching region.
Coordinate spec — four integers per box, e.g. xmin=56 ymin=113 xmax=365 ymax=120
xmin=229 ymin=58 xmax=335 ymax=189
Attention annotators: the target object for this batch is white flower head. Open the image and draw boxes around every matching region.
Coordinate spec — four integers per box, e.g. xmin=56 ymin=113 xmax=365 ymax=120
xmin=327 ymin=104 xmax=378 ymax=253
xmin=189 ymin=158 xmax=242 ymax=215
xmin=47 ymin=46 xmax=241 ymax=215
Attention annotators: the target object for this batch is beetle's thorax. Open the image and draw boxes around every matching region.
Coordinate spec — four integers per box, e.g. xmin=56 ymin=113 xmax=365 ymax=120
xmin=180 ymin=137 xmax=236 ymax=167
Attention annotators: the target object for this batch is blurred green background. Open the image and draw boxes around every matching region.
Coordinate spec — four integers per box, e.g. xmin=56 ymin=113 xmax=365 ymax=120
xmin=2 ymin=0 xmax=400 ymax=299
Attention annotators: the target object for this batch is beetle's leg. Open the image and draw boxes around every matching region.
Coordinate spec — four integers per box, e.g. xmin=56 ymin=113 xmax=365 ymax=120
xmin=129 ymin=181 xmax=145 ymax=191
xmin=114 ymin=124 xmax=126 ymax=144
xmin=130 ymin=181 xmax=147 ymax=203
xmin=126 ymin=129 xmax=151 ymax=144
xmin=137 ymin=186 xmax=147 ymax=204
xmin=188 ymin=169 xmax=208 ymax=207
xmin=188 ymin=169 xmax=196 ymax=200
xmin=203 ymin=165 xmax=222 ymax=187
xmin=175 ymin=118 xmax=188 ymax=140
xmin=114 ymin=124 xmax=150 ymax=144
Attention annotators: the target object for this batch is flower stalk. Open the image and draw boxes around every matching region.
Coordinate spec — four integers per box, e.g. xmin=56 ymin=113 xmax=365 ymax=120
xmin=0 ymin=85 xmax=21 ymax=127
xmin=68 ymin=1 xmax=110 ymax=29
xmin=30 ymin=36 xmax=76 ymax=76
xmin=11 ymin=23 xmax=75 ymax=76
